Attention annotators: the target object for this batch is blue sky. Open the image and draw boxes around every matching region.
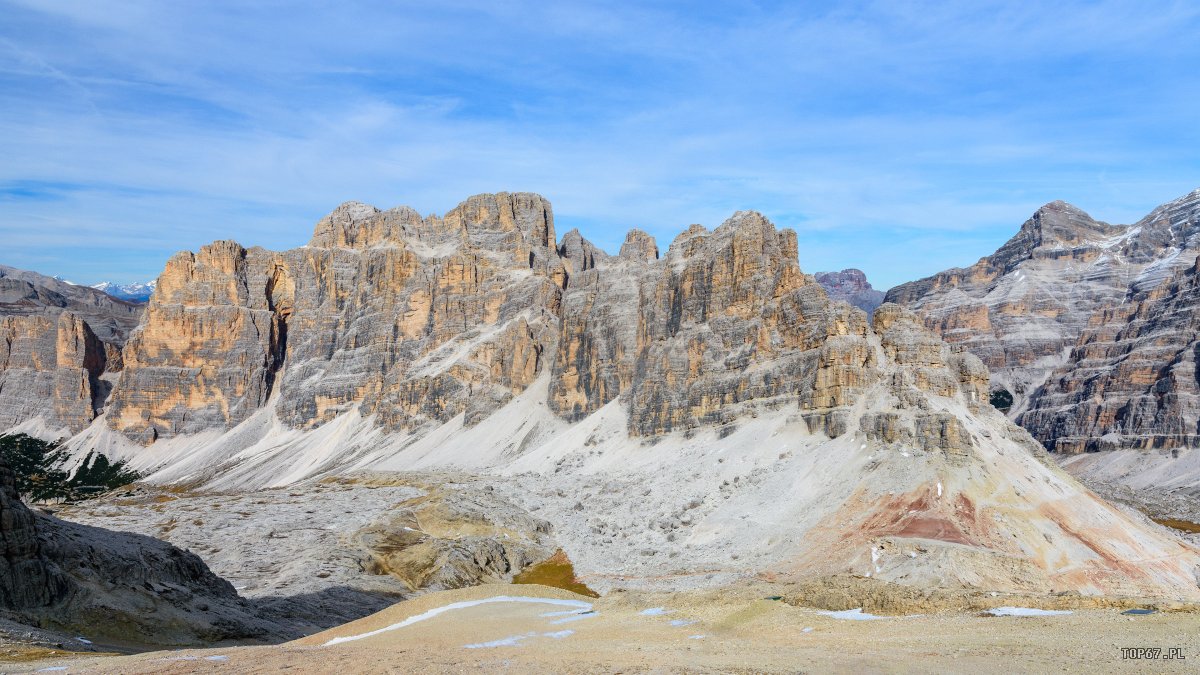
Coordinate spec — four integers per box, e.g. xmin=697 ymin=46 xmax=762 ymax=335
xmin=1 ymin=1 xmax=1198 ymax=289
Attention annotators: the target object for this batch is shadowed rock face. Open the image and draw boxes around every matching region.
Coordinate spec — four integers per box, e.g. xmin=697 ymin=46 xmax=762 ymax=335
xmin=815 ymin=269 xmax=885 ymax=315
xmin=0 ymin=454 xmax=68 ymax=609
xmin=1 ymin=454 xmax=281 ymax=645
xmin=0 ymin=266 xmax=142 ymax=433
xmin=885 ymin=188 xmax=1200 ymax=452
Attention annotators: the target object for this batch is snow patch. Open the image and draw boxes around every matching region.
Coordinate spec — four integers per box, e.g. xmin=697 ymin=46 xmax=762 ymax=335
xmin=324 ymin=596 xmax=592 ymax=646
xmin=550 ymin=612 xmax=598 ymax=625
xmin=819 ymin=608 xmax=887 ymax=620
xmin=464 ymin=632 xmax=536 ymax=649
xmin=985 ymin=607 xmax=1073 ymax=617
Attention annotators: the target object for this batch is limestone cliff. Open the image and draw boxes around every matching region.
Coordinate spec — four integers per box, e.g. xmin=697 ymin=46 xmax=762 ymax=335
xmin=0 ymin=265 xmax=142 ymax=433
xmin=1020 ymin=254 xmax=1200 ymax=453
xmin=886 ymin=188 xmax=1200 ymax=440
xmin=51 ymin=193 xmax=1200 ymax=601
xmin=108 ymin=199 xmax=982 ymax=446
xmin=0 ymin=312 xmax=110 ymax=434
xmin=108 ymin=193 xmax=565 ymax=442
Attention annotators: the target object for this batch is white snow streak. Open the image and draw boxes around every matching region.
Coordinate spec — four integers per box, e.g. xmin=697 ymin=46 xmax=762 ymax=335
xmin=985 ymin=607 xmax=1073 ymax=617
xmin=324 ymin=596 xmax=593 ymax=646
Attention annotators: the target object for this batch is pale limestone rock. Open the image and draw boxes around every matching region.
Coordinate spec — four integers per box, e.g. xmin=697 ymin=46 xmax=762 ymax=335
xmin=0 ymin=265 xmax=142 ymax=433
xmin=619 ymin=229 xmax=659 ymax=261
xmin=886 ymin=188 xmax=1200 ymax=454
xmin=1021 ymin=253 xmax=1200 ymax=453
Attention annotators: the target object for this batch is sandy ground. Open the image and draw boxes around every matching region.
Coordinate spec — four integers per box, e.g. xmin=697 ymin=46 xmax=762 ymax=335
xmin=8 ymin=584 xmax=1198 ymax=674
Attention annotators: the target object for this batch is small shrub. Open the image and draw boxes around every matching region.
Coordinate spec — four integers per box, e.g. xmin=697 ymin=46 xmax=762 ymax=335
xmin=989 ymin=389 xmax=1014 ymax=413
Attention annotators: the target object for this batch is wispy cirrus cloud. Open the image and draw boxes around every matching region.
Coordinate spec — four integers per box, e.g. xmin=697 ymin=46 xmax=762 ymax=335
xmin=0 ymin=0 xmax=1198 ymax=287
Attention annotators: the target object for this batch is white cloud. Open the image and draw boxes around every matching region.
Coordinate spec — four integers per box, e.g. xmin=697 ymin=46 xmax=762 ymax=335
xmin=0 ymin=0 xmax=1197 ymax=285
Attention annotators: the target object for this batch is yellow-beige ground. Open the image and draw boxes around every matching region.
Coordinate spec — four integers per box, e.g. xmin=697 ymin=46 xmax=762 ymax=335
xmin=5 ymin=583 xmax=1198 ymax=674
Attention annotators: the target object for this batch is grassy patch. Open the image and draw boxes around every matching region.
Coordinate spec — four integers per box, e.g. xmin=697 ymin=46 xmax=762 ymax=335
xmin=1153 ymin=517 xmax=1200 ymax=534
xmin=513 ymin=550 xmax=599 ymax=598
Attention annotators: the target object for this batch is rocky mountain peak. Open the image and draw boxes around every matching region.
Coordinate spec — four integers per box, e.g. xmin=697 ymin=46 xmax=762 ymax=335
xmin=557 ymin=229 xmax=607 ymax=274
xmin=1019 ymin=200 xmax=1118 ymax=246
xmin=885 ymin=186 xmax=1200 ymax=455
xmin=619 ymin=229 xmax=659 ymax=261
xmin=816 ymin=267 xmax=869 ymax=287
xmin=309 ymin=201 xmax=416 ymax=249
xmin=815 ymin=268 xmax=886 ymax=315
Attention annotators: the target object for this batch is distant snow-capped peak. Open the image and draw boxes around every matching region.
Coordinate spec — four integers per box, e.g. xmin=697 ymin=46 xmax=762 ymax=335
xmin=91 ymin=280 xmax=157 ymax=302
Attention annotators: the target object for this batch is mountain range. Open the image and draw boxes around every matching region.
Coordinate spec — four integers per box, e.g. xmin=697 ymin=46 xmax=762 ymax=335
xmin=0 ymin=191 xmax=1195 ymax=606
xmin=887 ymin=187 xmax=1200 ymax=497
xmin=89 ymin=280 xmax=157 ymax=303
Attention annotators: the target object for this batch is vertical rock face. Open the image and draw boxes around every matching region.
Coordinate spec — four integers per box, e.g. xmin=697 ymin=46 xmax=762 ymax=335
xmin=886 ymin=189 xmax=1200 ymax=436
xmin=552 ymin=213 xmax=852 ymax=433
xmin=1020 ymin=254 xmax=1200 ymax=453
xmin=108 ymin=193 xmax=567 ymax=441
xmin=815 ymin=268 xmax=886 ymax=315
xmin=0 ymin=266 xmax=142 ymax=433
xmin=107 ymin=241 xmax=290 ymax=442
xmin=625 ymin=214 xmax=855 ymax=436
xmin=0 ymin=312 xmax=108 ymax=433
xmin=108 ymin=195 xmax=991 ymax=448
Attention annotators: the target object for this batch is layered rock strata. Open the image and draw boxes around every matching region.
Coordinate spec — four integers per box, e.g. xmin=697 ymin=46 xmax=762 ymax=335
xmin=1020 ymin=254 xmax=1200 ymax=453
xmin=108 ymin=194 xmax=564 ymax=442
xmin=886 ymin=189 xmax=1200 ymax=448
xmin=0 ymin=265 xmax=142 ymax=433
xmin=58 ymin=192 xmax=1200 ymax=601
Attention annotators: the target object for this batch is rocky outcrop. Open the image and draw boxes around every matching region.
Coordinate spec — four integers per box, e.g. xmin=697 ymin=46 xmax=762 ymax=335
xmin=0 ymin=454 xmax=68 ymax=609
xmin=551 ymin=212 xmax=870 ymax=436
xmin=0 ymin=454 xmax=280 ymax=644
xmin=815 ymin=268 xmax=886 ymax=315
xmin=0 ymin=265 xmax=142 ymax=434
xmin=886 ymin=189 xmax=1200 ymax=436
xmin=0 ymin=312 xmax=109 ymax=434
xmin=108 ymin=193 xmax=565 ymax=442
xmin=353 ymin=485 xmax=553 ymax=592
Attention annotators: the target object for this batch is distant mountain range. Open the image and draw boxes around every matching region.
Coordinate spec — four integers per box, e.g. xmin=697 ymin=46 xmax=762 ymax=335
xmin=89 ymin=280 xmax=156 ymax=303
